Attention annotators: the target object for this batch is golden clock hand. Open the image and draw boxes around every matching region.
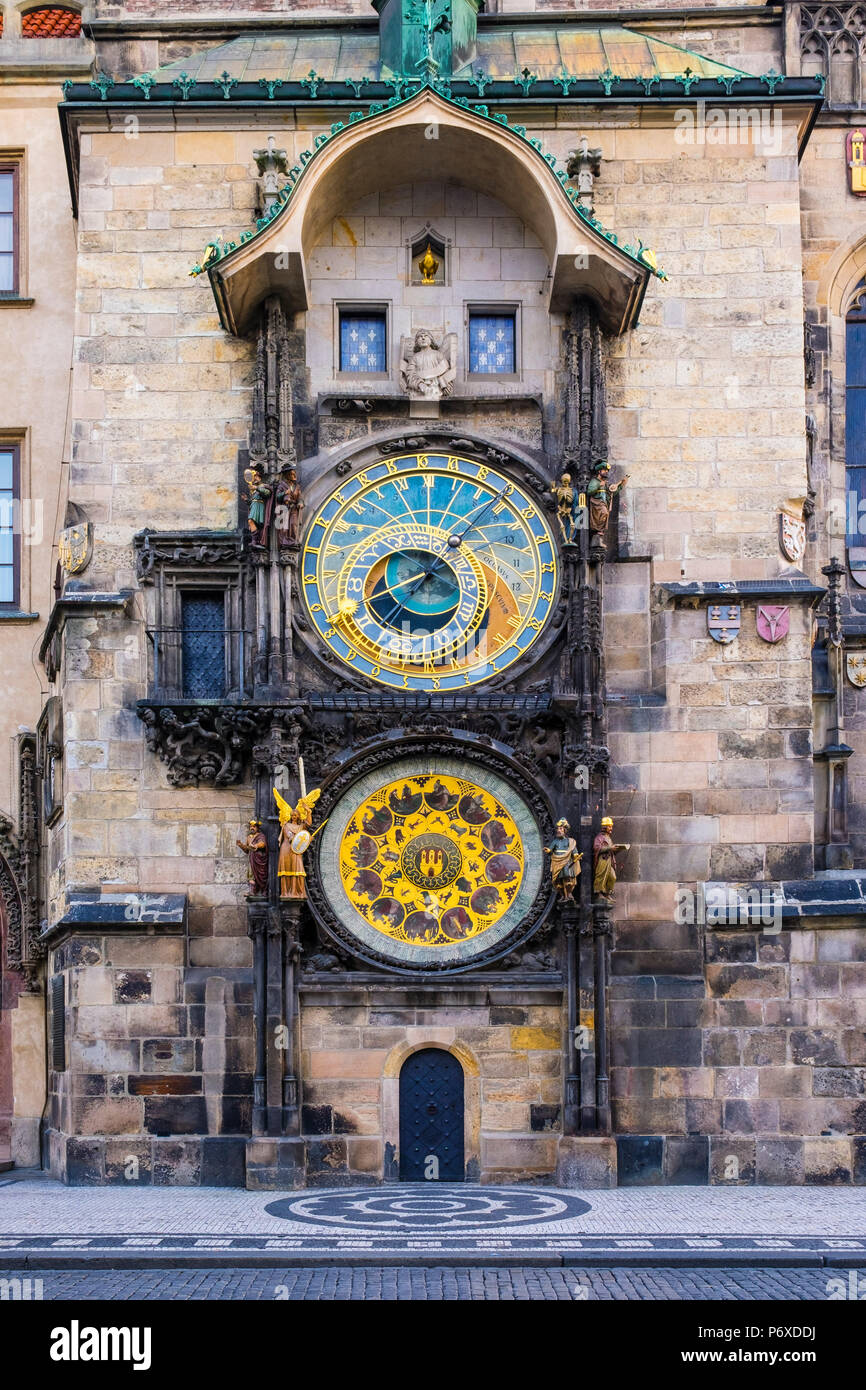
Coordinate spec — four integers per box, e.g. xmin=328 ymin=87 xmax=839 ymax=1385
xmin=387 ymin=487 xmax=509 ymax=623
xmin=328 ymin=569 xmax=428 ymax=627
xmin=446 ymin=486 xmax=508 ymax=551
xmin=370 ymin=568 xmax=427 ymax=602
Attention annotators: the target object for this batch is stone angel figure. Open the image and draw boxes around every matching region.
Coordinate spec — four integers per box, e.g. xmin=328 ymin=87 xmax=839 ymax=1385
xmin=399 ymin=329 xmax=457 ymax=400
xmin=273 ymin=785 xmax=321 ymax=900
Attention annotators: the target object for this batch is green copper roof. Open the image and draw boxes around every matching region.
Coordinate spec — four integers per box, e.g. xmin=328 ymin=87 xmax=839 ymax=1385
xmin=141 ymin=24 xmax=753 ymax=87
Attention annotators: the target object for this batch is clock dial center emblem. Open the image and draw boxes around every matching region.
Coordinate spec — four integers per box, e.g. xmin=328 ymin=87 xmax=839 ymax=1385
xmin=400 ymin=831 xmax=463 ymax=890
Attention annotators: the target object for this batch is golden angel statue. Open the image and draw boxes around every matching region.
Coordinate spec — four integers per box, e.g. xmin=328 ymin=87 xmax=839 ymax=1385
xmin=273 ymin=785 xmax=321 ymax=900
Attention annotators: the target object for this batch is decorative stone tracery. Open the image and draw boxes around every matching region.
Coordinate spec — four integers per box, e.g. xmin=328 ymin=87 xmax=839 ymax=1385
xmin=799 ymin=3 xmax=866 ymax=105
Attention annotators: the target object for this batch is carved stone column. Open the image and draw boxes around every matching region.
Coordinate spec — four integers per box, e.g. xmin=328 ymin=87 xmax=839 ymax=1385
xmin=247 ymin=900 xmax=268 ymax=1135
xmin=249 ymin=295 xmax=299 ymax=699
xmin=561 ymin=902 xmax=581 ymax=1134
xmin=556 ymin=296 xmax=611 ymax=1140
xmin=592 ymin=900 xmax=613 ymax=1134
xmin=248 ymin=715 xmax=304 ymax=1140
xmin=279 ymin=899 xmax=302 ymax=1135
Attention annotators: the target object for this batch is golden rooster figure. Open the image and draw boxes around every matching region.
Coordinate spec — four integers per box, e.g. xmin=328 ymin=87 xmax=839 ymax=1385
xmin=273 ymin=785 xmax=321 ymax=900
xmin=419 ymin=242 xmax=440 ymax=285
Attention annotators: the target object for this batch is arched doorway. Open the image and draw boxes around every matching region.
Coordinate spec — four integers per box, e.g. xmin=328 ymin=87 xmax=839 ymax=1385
xmin=399 ymin=1048 xmax=464 ymax=1181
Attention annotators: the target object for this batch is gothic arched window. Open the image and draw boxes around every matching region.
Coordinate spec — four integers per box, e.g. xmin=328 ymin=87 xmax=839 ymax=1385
xmin=846 ymin=281 xmax=866 ymax=551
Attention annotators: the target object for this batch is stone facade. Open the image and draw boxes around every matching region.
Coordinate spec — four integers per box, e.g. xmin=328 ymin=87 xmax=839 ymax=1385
xmin=0 ymin=22 xmax=92 ymax=1169
xmin=1 ymin=0 xmax=865 ymax=1188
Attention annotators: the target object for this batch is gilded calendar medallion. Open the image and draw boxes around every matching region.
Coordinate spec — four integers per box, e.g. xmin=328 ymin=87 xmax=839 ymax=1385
xmin=315 ymin=757 xmax=545 ymax=968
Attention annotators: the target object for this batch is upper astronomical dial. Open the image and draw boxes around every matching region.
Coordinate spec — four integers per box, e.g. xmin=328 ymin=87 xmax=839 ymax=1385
xmin=301 ymin=452 xmax=558 ymax=691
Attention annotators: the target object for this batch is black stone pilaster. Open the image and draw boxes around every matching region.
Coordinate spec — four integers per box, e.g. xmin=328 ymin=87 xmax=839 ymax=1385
xmin=557 ymin=296 xmax=611 ymax=1136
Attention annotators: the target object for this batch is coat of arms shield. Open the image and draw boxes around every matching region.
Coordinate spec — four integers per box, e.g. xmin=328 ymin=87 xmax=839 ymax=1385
xmin=57 ymin=522 xmax=93 ymax=575
xmin=756 ymin=605 xmax=790 ymax=644
xmin=848 ymin=129 xmax=866 ymax=197
xmin=780 ymin=511 xmax=806 ymax=564
xmin=707 ymin=604 xmax=741 ymax=644
xmin=847 ymin=654 xmax=866 ymax=688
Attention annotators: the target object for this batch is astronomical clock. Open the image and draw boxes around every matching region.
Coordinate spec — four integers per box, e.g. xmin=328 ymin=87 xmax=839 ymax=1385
xmin=296 ymin=447 xmax=562 ymax=972
xmin=300 ymin=451 xmax=559 ymax=692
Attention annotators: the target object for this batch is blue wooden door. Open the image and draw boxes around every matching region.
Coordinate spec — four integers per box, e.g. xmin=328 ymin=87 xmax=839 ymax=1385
xmin=399 ymin=1049 xmax=464 ymax=1180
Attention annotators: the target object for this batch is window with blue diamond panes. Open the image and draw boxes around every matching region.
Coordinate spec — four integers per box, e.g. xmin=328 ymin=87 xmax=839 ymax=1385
xmin=181 ymin=592 xmax=226 ymax=699
xmin=469 ymin=313 xmax=516 ymax=375
xmin=340 ymin=311 xmax=387 ymax=373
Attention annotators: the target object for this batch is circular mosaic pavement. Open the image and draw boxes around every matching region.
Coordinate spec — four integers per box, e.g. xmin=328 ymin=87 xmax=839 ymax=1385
xmin=265 ymin=1187 xmax=591 ymax=1230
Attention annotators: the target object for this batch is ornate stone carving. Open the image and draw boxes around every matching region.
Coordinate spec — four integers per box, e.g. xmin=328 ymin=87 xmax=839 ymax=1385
xmin=134 ymin=531 xmax=243 ymax=584
xmin=799 ymin=4 xmax=866 ymax=108
xmin=0 ymin=743 xmax=42 ymax=986
xmin=253 ymin=133 xmax=289 ymax=215
xmin=501 ymin=946 xmax=558 ymax=971
xmin=249 ymin=294 xmax=296 ymax=473
xmin=399 ymin=329 xmax=457 ymax=400
xmin=566 ymin=136 xmax=602 ymax=212
xmin=139 ymin=704 xmax=264 ymax=786
xmin=780 ymin=509 xmax=807 ymax=564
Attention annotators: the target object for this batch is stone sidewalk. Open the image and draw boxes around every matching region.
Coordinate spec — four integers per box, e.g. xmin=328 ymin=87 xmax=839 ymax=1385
xmin=2 ymin=1266 xmax=844 ymax=1300
xmin=1 ymin=1177 xmax=865 ymax=1268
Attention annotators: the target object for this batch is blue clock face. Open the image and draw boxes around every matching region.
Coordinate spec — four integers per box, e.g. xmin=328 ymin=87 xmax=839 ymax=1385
xmin=301 ymin=452 xmax=559 ymax=692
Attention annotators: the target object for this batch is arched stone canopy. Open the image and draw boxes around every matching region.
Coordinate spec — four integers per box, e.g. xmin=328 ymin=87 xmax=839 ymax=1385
xmin=209 ymin=88 xmax=652 ymax=338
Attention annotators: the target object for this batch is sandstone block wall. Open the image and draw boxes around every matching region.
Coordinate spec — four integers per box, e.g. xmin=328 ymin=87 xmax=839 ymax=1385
xmin=305 ymin=182 xmax=553 ymax=401
xmin=611 ymin=924 xmax=866 ymax=1185
xmin=299 ymin=994 xmax=562 ymax=1185
xmin=799 ymin=120 xmax=866 ymax=865
xmin=39 ymin=50 xmax=861 ymax=1186
xmin=46 ymin=929 xmax=252 ymax=1184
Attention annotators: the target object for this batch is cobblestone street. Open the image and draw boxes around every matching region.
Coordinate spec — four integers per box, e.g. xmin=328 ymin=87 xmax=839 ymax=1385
xmin=0 ymin=1265 xmax=845 ymax=1300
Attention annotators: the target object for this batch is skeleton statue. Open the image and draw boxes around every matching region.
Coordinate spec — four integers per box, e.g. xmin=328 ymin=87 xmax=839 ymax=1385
xmin=551 ymin=473 xmax=576 ymax=543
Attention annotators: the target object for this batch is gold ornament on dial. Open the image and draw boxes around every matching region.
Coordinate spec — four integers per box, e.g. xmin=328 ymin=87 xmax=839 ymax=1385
xmin=301 ymin=452 xmax=558 ymax=691
xmin=339 ymin=772 xmax=525 ymax=947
